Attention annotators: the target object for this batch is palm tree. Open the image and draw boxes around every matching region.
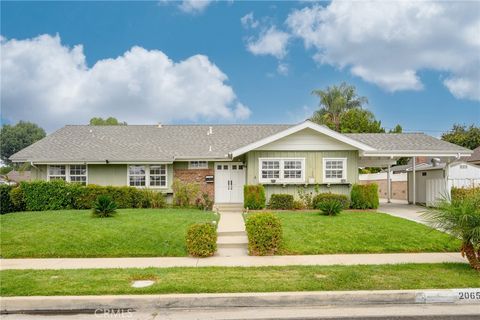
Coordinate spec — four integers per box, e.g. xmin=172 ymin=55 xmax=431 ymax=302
xmin=311 ymin=82 xmax=368 ymax=131
xmin=422 ymin=195 xmax=480 ymax=270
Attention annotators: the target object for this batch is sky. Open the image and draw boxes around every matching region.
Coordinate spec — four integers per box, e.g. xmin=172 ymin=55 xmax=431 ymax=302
xmin=1 ymin=0 xmax=479 ymax=135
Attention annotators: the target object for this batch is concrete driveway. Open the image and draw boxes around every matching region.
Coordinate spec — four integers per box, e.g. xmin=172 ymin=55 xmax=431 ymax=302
xmin=378 ymin=199 xmax=430 ymax=226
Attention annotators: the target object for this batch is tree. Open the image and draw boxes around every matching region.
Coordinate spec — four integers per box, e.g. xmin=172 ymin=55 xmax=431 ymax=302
xmin=311 ymin=82 xmax=368 ymax=131
xmin=89 ymin=117 xmax=127 ymax=126
xmin=337 ymin=109 xmax=385 ymax=133
xmin=441 ymin=124 xmax=480 ymax=150
xmin=0 ymin=121 xmax=46 ymax=165
xmin=389 ymin=124 xmax=403 ymax=133
xmin=422 ymin=195 xmax=480 ymax=271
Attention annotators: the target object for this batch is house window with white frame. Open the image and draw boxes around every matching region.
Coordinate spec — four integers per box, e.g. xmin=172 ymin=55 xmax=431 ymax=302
xmin=48 ymin=165 xmax=67 ymax=181
xmin=128 ymin=164 xmax=167 ymax=188
xmin=323 ymin=158 xmax=347 ymax=183
xmin=48 ymin=164 xmax=87 ymax=185
xmin=259 ymin=158 xmax=304 ymax=183
xmin=188 ymin=161 xmax=208 ymax=169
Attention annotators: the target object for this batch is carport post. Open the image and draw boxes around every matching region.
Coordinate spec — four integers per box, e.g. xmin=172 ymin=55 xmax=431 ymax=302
xmin=412 ymin=157 xmax=416 ymax=205
xmin=387 ymin=164 xmax=391 ymax=203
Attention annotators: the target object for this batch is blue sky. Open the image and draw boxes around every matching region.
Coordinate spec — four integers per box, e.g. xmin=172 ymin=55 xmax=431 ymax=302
xmin=1 ymin=1 xmax=479 ymax=134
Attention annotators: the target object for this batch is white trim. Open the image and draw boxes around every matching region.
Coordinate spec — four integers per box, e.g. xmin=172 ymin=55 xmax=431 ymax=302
xmin=188 ymin=161 xmax=209 ymax=169
xmin=258 ymin=157 xmax=306 ymax=184
xmin=127 ymin=164 xmax=168 ymax=189
xmin=47 ymin=164 xmax=88 ymax=185
xmin=230 ymin=120 xmax=375 ymax=158
xmin=323 ymin=158 xmax=347 ymax=183
xmin=360 ymin=151 xmax=472 ymax=157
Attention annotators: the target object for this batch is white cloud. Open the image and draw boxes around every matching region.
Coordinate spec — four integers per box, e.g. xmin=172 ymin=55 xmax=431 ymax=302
xmin=241 ymin=12 xmax=259 ymax=29
xmin=178 ymin=0 xmax=212 ymax=14
xmin=286 ymin=1 xmax=480 ymax=100
xmin=246 ymin=26 xmax=290 ymax=59
xmin=277 ymin=63 xmax=289 ymax=76
xmin=1 ymin=34 xmax=250 ymax=131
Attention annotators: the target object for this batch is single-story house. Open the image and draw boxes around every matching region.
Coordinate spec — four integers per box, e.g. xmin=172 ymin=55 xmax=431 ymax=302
xmin=406 ymin=160 xmax=480 ymax=206
xmin=10 ymin=120 xmax=472 ymax=205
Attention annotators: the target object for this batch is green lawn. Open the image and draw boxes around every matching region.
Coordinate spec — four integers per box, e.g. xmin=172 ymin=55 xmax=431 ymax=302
xmin=1 ymin=263 xmax=477 ymax=296
xmin=275 ymin=211 xmax=460 ymax=254
xmin=0 ymin=209 xmax=217 ymax=258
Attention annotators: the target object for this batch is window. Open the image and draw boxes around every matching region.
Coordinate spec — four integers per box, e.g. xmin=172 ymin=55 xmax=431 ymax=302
xmin=259 ymin=158 xmax=304 ymax=183
xmin=48 ymin=164 xmax=87 ymax=184
xmin=48 ymin=165 xmax=66 ymax=181
xmin=460 ymin=164 xmax=468 ymax=169
xmin=69 ymin=165 xmax=87 ymax=185
xmin=188 ymin=161 xmax=208 ymax=169
xmin=128 ymin=164 xmax=167 ymax=188
xmin=323 ymin=158 xmax=347 ymax=183
xmin=149 ymin=165 xmax=166 ymax=187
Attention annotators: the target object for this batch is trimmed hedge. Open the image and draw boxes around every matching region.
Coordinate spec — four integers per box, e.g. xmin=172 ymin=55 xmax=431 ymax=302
xmin=11 ymin=181 xmax=166 ymax=211
xmin=245 ymin=212 xmax=282 ymax=256
xmin=269 ymin=194 xmax=294 ymax=210
xmin=186 ymin=223 xmax=217 ymax=257
xmin=0 ymin=185 xmax=15 ymax=214
xmin=350 ymin=184 xmax=379 ymax=209
xmin=244 ymin=185 xmax=266 ymax=210
xmin=312 ymin=193 xmax=350 ymax=210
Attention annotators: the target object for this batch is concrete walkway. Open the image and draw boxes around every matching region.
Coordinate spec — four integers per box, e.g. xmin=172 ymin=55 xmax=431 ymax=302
xmin=0 ymin=252 xmax=465 ymax=270
xmin=215 ymin=204 xmax=248 ymax=257
xmin=379 ymin=200 xmax=429 ymax=226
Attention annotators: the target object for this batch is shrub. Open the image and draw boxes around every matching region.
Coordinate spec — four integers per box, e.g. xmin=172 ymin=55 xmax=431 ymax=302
xmin=244 ymin=185 xmax=266 ymax=209
xmin=9 ymin=187 xmax=25 ymax=212
xmin=312 ymin=193 xmax=350 ymax=210
xmin=172 ymin=179 xmax=200 ymax=207
xmin=20 ymin=180 xmax=79 ymax=211
xmin=92 ymin=195 xmax=117 ymax=218
xmin=292 ymin=199 xmax=306 ymax=210
xmin=195 ymin=192 xmax=213 ymax=211
xmin=451 ymin=187 xmax=480 ymax=202
xmin=186 ymin=222 xmax=217 ymax=257
xmin=318 ymin=199 xmax=343 ymax=216
xmin=245 ymin=212 xmax=282 ymax=256
xmin=139 ymin=189 xmax=167 ymax=209
xmin=269 ymin=194 xmax=294 ymax=210
xmin=297 ymin=186 xmax=319 ymax=209
xmin=0 ymin=185 xmax=15 ymax=214
xmin=350 ymin=184 xmax=379 ymax=209
xmin=74 ymin=184 xmax=108 ymax=209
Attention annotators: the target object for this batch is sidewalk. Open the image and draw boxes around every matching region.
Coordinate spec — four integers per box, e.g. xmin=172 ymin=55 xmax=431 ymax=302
xmin=0 ymin=252 xmax=465 ymax=270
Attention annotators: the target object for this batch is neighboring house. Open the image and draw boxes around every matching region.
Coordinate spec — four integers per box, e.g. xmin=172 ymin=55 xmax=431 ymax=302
xmin=466 ymin=146 xmax=480 ymax=166
xmin=6 ymin=170 xmax=31 ymax=184
xmin=9 ymin=120 xmax=472 ymax=205
xmin=406 ymin=161 xmax=480 ymax=206
xmin=359 ymin=170 xmax=407 ymax=201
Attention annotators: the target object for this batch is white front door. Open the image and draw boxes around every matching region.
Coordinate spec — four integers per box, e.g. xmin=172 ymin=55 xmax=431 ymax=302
xmin=214 ymin=162 xmax=246 ymax=203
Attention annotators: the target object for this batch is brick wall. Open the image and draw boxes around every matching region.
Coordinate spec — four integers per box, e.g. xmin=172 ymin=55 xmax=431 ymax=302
xmin=173 ymin=168 xmax=215 ymax=202
xmin=359 ymin=180 xmax=407 ymax=200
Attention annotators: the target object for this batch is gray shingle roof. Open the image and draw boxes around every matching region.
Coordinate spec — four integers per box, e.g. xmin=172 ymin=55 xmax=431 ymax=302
xmin=10 ymin=124 xmax=471 ymax=162
xmin=466 ymin=146 xmax=480 ymax=162
xmin=10 ymin=124 xmax=291 ymax=162
xmin=344 ymin=133 xmax=471 ymax=152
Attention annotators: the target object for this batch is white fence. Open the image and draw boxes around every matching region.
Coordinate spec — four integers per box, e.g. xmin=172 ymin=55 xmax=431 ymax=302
xmin=426 ymin=178 xmax=480 ymax=207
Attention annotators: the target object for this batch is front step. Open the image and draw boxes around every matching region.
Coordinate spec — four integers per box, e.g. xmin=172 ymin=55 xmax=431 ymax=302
xmin=214 ymin=203 xmax=244 ymax=213
xmin=217 ymin=235 xmax=248 ymax=248
xmin=217 ymin=230 xmax=246 ymax=237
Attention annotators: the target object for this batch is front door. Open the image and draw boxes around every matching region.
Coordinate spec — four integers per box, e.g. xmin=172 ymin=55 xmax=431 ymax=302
xmin=214 ymin=162 xmax=246 ymax=203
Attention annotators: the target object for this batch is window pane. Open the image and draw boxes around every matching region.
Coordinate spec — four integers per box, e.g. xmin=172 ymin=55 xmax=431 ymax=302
xmin=70 ymin=165 xmax=86 ymax=176
xmin=129 ymin=176 xmax=145 ymax=186
xmin=129 ymin=165 xmax=145 ymax=175
xmin=217 ymin=165 xmax=222 ymax=170
xmin=49 ymin=165 xmax=66 ymax=176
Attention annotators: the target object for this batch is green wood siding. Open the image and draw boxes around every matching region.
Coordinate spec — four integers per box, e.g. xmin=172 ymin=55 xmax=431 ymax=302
xmin=245 ymin=150 xmax=359 ymax=200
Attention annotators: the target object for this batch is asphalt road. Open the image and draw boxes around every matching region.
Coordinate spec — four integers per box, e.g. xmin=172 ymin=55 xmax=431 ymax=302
xmin=2 ymin=304 xmax=480 ymax=320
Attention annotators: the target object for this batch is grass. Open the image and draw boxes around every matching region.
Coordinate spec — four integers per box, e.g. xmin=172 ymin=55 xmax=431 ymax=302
xmin=275 ymin=211 xmax=460 ymax=254
xmin=0 ymin=209 xmax=217 ymax=258
xmin=1 ymin=263 xmax=478 ymax=296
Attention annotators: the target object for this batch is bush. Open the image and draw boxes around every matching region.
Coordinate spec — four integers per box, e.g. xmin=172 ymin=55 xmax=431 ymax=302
xmin=292 ymin=199 xmax=306 ymax=210
xmin=0 ymin=185 xmax=15 ymax=214
xmin=269 ymin=194 xmax=294 ymax=210
xmin=318 ymin=199 xmax=343 ymax=216
xmin=186 ymin=222 xmax=217 ymax=257
xmin=312 ymin=193 xmax=350 ymax=210
xmin=172 ymin=179 xmax=200 ymax=207
xmin=20 ymin=180 xmax=80 ymax=211
xmin=244 ymin=185 xmax=266 ymax=210
xmin=92 ymin=195 xmax=117 ymax=218
xmin=139 ymin=189 xmax=167 ymax=209
xmin=451 ymin=187 xmax=480 ymax=202
xmin=245 ymin=212 xmax=282 ymax=256
xmin=297 ymin=186 xmax=319 ymax=209
xmin=350 ymin=184 xmax=379 ymax=209
xmin=195 ymin=192 xmax=213 ymax=211
xmin=9 ymin=187 xmax=25 ymax=212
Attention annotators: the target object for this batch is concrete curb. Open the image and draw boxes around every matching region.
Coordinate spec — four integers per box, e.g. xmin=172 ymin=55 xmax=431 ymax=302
xmin=2 ymin=289 xmax=479 ymax=314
